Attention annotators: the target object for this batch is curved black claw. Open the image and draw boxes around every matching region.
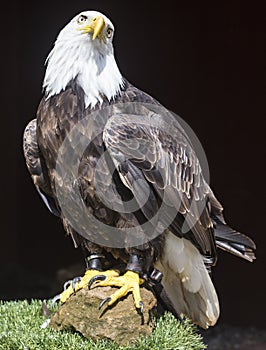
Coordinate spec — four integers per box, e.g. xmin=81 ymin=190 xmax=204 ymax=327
xmin=63 ymin=280 xmax=72 ymax=291
xmin=88 ymin=275 xmax=107 ymax=290
xmin=71 ymin=277 xmax=82 ymax=292
xmin=99 ymin=297 xmax=111 ymax=310
xmin=138 ymin=301 xmax=144 ymax=314
xmin=51 ymin=294 xmax=61 ymax=308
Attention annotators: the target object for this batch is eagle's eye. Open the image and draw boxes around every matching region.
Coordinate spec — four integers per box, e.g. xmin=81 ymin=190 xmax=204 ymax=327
xmin=77 ymin=15 xmax=88 ymax=24
xmin=106 ymin=27 xmax=113 ymax=38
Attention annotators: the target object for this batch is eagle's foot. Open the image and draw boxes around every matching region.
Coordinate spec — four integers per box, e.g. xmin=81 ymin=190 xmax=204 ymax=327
xmin=57 ymin=269 xmax=119 ymax=304
xmin=88 ymin=270 xmax=145 ymax=312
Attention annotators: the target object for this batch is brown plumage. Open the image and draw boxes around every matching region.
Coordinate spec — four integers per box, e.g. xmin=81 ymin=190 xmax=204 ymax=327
xmin=23 ymin=10 xmax=255 ymax=328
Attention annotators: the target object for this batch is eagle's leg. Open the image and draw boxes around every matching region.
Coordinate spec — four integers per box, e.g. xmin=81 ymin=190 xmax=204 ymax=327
xmin=58 ymin=253 xmax=119 ymax=304
xmin=88 ymin=254 xmax=145 ymax=311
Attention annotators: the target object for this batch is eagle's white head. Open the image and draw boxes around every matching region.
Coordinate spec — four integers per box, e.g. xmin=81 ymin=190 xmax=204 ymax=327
xmin=43 ymin=10 xmax=124 ymax=108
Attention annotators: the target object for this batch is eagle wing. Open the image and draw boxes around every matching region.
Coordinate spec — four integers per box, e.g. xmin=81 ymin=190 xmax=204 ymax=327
xmin=23 ymin=118 xmax=60 ymax=217
xmin=103 ymin=112 xmax=217 ymax=262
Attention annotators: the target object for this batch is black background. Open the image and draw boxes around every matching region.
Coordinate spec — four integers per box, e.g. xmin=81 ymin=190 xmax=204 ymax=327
xmin=2 ymin=0 xmax=265 ymax=328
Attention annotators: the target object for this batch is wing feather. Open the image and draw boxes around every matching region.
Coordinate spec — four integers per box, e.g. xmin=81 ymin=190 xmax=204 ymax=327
xmin=23 ymin=119 xmax=60 ymax=216
xmin=103 ymin=113 xmax=217 ymax=261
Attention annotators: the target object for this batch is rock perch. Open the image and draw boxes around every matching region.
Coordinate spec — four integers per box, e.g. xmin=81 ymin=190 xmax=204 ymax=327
xmin=50 ymin=286 xmax=157 ymax=345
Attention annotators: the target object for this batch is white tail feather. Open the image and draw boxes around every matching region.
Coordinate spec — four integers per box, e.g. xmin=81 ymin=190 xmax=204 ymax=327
xmin=155 ymin=232 xmax=220 ymax=328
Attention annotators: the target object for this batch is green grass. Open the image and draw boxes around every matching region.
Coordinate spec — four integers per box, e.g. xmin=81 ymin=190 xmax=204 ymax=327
xmin=0 ymin=300 xmax=206 ymax=350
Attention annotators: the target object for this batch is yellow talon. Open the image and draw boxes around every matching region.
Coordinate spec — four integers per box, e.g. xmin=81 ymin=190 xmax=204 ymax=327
xmin=90 ymin=270 xmax=144 ymax=310
xmin=59 ymin=269 xmax=119 ymax=303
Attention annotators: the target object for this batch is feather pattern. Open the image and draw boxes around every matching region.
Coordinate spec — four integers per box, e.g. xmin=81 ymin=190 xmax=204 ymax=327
xmin=23 ymin=10 xmax=256 ymax=329
xmin=23 ymin=78 xmax=255 ymax=326
xmin=23 ymin=119 xmax=60 ymax=216
xmin=155 ymin=231 xmax=220 ymax=328
xmin=103 ymin=113 xmax=217 ymax=260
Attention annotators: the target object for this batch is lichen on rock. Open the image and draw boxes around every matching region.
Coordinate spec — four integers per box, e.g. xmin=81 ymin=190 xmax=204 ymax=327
xmin=50 ymin=286 xmax=157 ymax=345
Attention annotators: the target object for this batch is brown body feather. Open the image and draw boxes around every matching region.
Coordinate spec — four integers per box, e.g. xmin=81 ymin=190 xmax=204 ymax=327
xmin=23 ymin=78 xmax=255 ymax=327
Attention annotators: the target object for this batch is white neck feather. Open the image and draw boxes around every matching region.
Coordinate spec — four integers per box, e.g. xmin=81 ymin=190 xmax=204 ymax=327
xmin=43 ymin=36 xmax=124 ymax=108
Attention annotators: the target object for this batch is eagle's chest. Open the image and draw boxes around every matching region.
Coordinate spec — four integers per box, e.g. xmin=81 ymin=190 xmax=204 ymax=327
xmin=37 ymin=96 xmax=120 ymax=226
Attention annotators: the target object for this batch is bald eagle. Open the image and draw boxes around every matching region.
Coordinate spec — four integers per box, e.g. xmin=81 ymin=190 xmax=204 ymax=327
xmin=23 ymin=10 xmax=255 ymax=328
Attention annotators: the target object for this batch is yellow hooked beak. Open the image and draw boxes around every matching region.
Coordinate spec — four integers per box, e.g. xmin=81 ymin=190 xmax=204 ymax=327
xmin=79 ymin=16 xmax=106 ymax=42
